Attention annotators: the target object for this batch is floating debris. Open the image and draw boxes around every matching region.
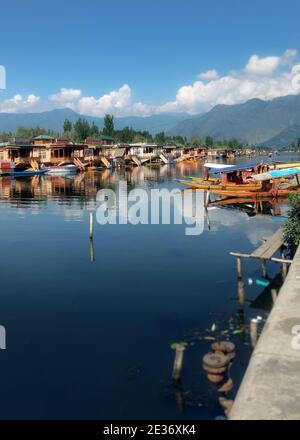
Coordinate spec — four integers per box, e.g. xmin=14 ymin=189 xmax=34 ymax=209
xmin=256 ymin=279 xmax=270 ymax=287
xmin=203 ymin=352 xmax=229 ymax=369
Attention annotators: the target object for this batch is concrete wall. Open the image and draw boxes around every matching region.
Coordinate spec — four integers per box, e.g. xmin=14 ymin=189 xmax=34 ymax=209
xmin=230 ymin=246 xmax=300 ymax=420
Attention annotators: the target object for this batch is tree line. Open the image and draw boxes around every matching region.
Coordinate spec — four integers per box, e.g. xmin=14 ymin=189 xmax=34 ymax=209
xmin=0 ymin=113 xmax=251 ymax=149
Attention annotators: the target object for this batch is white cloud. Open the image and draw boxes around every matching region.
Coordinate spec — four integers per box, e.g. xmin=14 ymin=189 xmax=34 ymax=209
xmin=198 ymin=69 xmax=219 ymax=80
xmin=0 ymin=93 xmax=40 ymax=112
xmin=77 ymin=84 xmax=131 ymax=116
xmin=0 ymin=49 xmax=299 ymax=116
xmin=49 ymin=87 xmax=82 ymax=107
xmin=157 ymin=49 xmax=299 ymax=114
xmin=245 ymin=49 xmax=297 ymax=76
xmin=245 ymin=55 xmax=281 ymax=75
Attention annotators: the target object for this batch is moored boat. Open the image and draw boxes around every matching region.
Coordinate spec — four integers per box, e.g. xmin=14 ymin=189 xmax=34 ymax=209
xmin=13 ymin=169 xmax=48 ymax=177
xmin=46 ymin=164 xmax=78 ymax=175
xmin=177 ymin=163 xmax=300 ymax=199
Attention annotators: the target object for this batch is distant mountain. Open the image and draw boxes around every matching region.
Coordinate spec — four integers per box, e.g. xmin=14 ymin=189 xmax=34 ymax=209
xmin=3 ymin=95 xmax=300 ymax=146
xmin=0 ymin=108 xmax=189 ymax=135
xmin=169 ymin=94 xmax=300 ymax=147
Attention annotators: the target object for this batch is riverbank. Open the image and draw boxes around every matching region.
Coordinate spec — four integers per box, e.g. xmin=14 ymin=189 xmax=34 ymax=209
xmin=230 ymin=245 xmax=300 ymax=420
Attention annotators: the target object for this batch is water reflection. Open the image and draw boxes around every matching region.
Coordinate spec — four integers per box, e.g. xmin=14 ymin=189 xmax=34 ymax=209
xmin=0 ymin=162 xmax=291 ymax=219
xmin=0 ymin=155 xmax=298 ymax=419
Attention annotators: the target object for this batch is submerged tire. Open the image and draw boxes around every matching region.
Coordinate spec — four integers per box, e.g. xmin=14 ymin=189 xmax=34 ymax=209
xmin=207 ymin=373 xmax=224 ymax=384
xmin=203 ymin=351 xmax=229 ymax=369
xmin=202 ymin=363 xmax=227 ymax=374
xmin=211 ymin=341 xmax=235 ymax=354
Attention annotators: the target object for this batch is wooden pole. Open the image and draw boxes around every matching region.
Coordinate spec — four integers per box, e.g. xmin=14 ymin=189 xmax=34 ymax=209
xmin=250 ymin=318 xmax=258 ymax=348
xmin=172 ymin=345 xmax=186 ymax=381
xmin=271 ymin=289 xmax=277 ymax=305
xmin=90 ymin=238 xmax=95 ymax=262
xmin=205 ymin=190 xmax=210 ymax=208
xmin=236 ymin=257 xmax=242 ymax=278
xmin=261 ymin=259 xmax=267 ymax=278
xmin=281 ymin=247 xmax=288 ymax=280
xmin=237 ymin=278 xmax=245 ymax=307
xmin=89 ymin=210 xmax=94 ymax=239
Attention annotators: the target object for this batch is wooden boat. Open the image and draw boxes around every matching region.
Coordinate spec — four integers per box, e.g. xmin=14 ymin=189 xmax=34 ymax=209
xmin=12 ymin=169 xmax=48 ymax=177
xmin=46 ymin=164 xmax=78 ymax=175
xmin=185 ymin=162 xmax=300 ymax=185
xmin=178 ymin=165 xmax=300 ymax=199
xmin=177 ymin=178 xmax=262 ymax=191
xmin=202 ymin=187 xmax=300 ymax=199
xmin=271 ymin=162 xmax=300 ymax=169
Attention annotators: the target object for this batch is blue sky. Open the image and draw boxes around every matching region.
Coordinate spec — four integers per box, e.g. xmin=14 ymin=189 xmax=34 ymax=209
xmin=0 ymin=0 xmax=300 ymax=116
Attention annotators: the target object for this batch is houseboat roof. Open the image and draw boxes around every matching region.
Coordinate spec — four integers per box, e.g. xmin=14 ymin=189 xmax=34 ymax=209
xmin=204 ymin=163 xmax=234 ymax=169
xmin=208 ymin=163 xmax=259 ymax=174
xmin=33 ymin=135 xmax=55 ymax=140
xmin=1 ymin=144 xmax=33 ymax=149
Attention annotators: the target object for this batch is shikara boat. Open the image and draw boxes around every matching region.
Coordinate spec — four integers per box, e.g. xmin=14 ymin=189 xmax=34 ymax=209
xmin=184 ymin=161 xmax=300 ymax=186
xmin=178 ymin=164 xmax=300 ymax=198
xmin=178 ymin=163 xmax=261 ymax=191
xmin=201 ymin=187 xmax=300 ymax=199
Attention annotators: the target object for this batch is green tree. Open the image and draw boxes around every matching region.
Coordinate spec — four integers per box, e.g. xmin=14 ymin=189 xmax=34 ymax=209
xmin=90 ymin=122 xmax=100 ymax=137
xmin=73 ymin=118 xmax=90 ymax=142
xmin=204 ymin=135 xmax=214 ymax=148
xmin=190 ymin=135 xmax=201 ymax=147
xmin=103 ymin=114 xmax=114 ymax=137
xmin=154 ymin=131 xmax=166 ymax=146
xmin=120 ymin=126 xmax=134 ymax=143
xmin=284 ymin=193 xmax=300 ymax=252
xmin=63 ymin=119 xmax=72 ymax=133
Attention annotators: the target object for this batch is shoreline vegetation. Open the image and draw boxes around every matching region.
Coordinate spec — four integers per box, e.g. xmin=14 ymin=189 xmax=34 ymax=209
xmin=1 ymin=114 xmax=299 ymax=152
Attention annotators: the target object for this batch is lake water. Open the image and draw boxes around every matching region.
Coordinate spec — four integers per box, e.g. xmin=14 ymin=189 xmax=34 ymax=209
xmin=0 ymin=153 xmax=298 ymax=420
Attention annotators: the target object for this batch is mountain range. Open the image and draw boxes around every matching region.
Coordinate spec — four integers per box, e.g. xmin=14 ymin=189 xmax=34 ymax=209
xmin=0 ymin=108 xmax=188 ymax=136
xmin=1 ymin=93 xmax=300 ymax=146
xmin=169 ymin=94 xmax=300 ymax=147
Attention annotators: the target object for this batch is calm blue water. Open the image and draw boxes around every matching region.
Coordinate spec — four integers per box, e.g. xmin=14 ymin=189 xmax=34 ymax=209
xmin=0 ymin=153 xmax=298 ymax=419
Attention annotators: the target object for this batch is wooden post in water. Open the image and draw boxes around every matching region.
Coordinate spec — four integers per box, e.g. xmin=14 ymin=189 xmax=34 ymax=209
xmin=271 ymin=288 xmax=277 ymax=305
xmin=205 ymin=190 xmax=210 ymax=208
xmin=250 ymin=318 xmax=258 ymax=348
xmin=236 ymin=257 xmax=242 ymax=278
xmin=237 ymin=278 xmax=245 ymax=307
xmin=90 ymin=238 xmax=95 ymax=262
xmin=281 ymin=247 xmax=288 ymax=280
xmin=89 ymin=210 xmax=94 ymax=239
xmin=261 ymin=259 xmax=267 ymax=278
xmin=172 ymin=345 xmax=186 ymax=382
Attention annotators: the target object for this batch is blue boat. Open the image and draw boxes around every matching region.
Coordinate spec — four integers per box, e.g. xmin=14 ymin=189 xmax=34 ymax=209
xmin=12 ymin=169 xmax=48 ymax=178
